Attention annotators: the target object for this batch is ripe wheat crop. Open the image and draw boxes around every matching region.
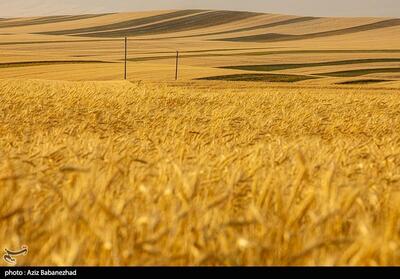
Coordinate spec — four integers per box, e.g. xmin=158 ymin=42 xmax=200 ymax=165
xmin=1 ymin=79 xmax=400 ymax=266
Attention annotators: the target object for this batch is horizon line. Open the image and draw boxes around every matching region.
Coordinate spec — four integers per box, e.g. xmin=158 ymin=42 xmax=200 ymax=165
xmin=0 ymin=8 xmax=397 ymax=20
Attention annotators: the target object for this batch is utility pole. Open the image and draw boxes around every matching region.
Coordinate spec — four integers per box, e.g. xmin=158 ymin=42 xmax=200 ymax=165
xmin=175 ymin=50 xmax=179 ymax=81
xmin=124 ymin=37 xmax=127 ymax=80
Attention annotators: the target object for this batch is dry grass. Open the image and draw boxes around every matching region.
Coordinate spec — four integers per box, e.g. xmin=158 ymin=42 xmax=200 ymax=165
xmin=1 ymin=78 xmax=400 ymax=266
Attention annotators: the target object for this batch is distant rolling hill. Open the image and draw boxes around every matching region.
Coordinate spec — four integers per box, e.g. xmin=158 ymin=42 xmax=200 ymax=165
xmin=0 ymin=10 xmax=400 ymax=84
xmin=0 ymin=9 xmax=399 ymax=42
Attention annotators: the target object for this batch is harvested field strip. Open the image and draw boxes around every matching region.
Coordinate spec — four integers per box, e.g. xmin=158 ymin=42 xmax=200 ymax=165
xmin=221 ymin=58 xmax=400 ymax=72
xmin=127 ymin=51 xmax=400 ymax=62
xmin=127 ymin=53 xmax=240 ymax=62
xmin=133 ymin=47 xmax=276 ymax=55
xmin=194 ymin=16 xmax=318 ymax=36
xmin=197 ymin=73 xmax=318 ymax=82
xmin=0 ymin=39 xmax=121 ymax=46
xmin=40 ymin=10 xmax=205 ymax=36
xmin=76 ymin=10 xmax=262 ymax=37
xmin=0 ymin=14 xmax=111 ymax=29
xmin=166 ymin=80 xmax=400 ymax=91
xmin=336 ymin=79 xmax=392 ymax=85
xmin=221 ymin=18 xmax=400 ymax=42
xmin=244 ymin=49 xmax=400 ymax=55
xmin=0 ymin=60 xmax=115 ymax=69
xmin=152 ymin=16 xmax=318 ymax=39
xmin=320 ymin=67 xmax=400 ymax=77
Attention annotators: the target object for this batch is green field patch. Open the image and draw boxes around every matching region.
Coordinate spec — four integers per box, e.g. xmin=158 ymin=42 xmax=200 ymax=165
xmin=320 ymin=68 xmax=400 ymax=77
xmin=221 ymin=58 xmax=400 ymax=72
xmin=336 ymin=79 xmax=393 ymax=85
xmin=197 ymin=73 xmax=318 ymax=83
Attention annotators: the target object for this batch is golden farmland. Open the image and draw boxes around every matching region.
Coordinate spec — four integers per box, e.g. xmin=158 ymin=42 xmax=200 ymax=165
xmin=1 ymin=9 xmax=400 ymax=84
xmin=1 ymin=10 xmax=400 ymax=266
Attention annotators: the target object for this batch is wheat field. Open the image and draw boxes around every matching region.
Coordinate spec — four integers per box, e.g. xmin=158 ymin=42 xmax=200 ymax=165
xmin=1 ymin=9 xmax=400 ymax=266
xmin=1 ymin=78 xmax=400 ymax=266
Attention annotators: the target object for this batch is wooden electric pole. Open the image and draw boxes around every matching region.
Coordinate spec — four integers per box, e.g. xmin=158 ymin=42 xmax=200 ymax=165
xmin=175 ymin=50 xmax=179 ymax=81
xmin=124 ymin=37 xmax=127 ymax=80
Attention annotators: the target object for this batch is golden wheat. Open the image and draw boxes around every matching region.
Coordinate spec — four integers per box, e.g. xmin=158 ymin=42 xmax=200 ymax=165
xmin=0 ymin=78 xmax=400 ymax=266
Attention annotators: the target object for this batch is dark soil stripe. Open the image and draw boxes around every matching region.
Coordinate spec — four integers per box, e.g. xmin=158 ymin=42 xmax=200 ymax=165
xmin=197 ymin=73 xmax=318 ymax=82
xmin=39 ymin=10 xmax=205 ymax=36
xmin=220 ymin=19 xmax=400 ymax=42
xmin=127 ymin=50 xmax=400 ymax=62
xmin=0 ymin=60 xmax=115 ymax=68
xmin=155 ymin=16 xmax=318 ymax=40
xmin=221 ymin=58 xmax=400 ymax=72
xmin=336 ymin=79 xmax=393 ymax=85
xmin=320 ymin=68 xmax=400 ymax=77
xmin=0 ymin=14 xmax=112 ymax=29
xmin=244 ymin=49 xmax=400 ymax=56
xmin=75 ymin=10 xmax=262 ymax=37
xmin=0 ymin=39 xmax=121 ymax=46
